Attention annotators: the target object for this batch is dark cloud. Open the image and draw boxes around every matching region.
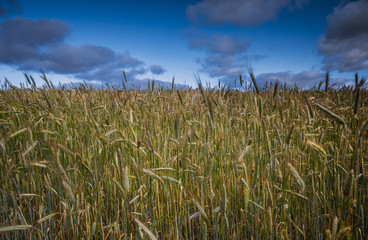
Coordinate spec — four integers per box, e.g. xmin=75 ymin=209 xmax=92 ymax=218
xmin=41 ymin=45 xmax=117 ymax=73
xmin=186 ymin=0 xmax=309 ymax=27
xmin=0 ymin=17 xmax=71 ymax=63
xmin=0 ymin=0 xmax=21 ymax=17
xmin=318 ymin=0 xmax=368 ymax=72
xmin=187 ymin=31 xmax=266 ymax=86
xmin=0 ymin=17 xmax=150 ymax=84
xmin=150 ymin=65 xmax=166 ymax=75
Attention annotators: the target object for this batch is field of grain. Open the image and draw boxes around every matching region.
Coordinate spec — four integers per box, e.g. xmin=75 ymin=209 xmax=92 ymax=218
xmin=0 ymin=75 xmax=367 ymax=239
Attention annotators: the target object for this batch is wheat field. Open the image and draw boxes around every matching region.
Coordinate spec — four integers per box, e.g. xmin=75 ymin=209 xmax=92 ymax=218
xmin=0 ymin=74 xmax=367 ymax=239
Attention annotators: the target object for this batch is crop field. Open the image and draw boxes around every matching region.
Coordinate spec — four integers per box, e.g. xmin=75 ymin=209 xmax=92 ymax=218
xmin=0 ymin=75 xmax=367 ymax=239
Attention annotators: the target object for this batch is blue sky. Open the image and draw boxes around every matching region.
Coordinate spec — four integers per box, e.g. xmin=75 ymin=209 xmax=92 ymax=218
xmin=1 ymin=0 xmax=368 ymax=89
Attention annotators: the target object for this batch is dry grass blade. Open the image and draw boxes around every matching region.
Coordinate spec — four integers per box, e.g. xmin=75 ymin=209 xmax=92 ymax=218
xmin=353 ymin=88 xmax=360 ymax=116
xmin=104 ymin=129 xmax=118 ymax=137
xmin=162 ymin=176 xmax=180 ymax=184
xmin=37 ymin=213 xmax=59 ymax=224
xmin=287 ymin=163 xmax=305 ymax=191
xmin=0 ymin=225 xmax=33 ymax=233
xmin=129 ymin=195 xmax=140 ymax=205
xmin=113 ymin=179 xmax=125 ymax=194
xmin=143 ymin=168 xmax=162 ymax=182
xmin=285 ymin=190 xmax=308 ymax=200
xmin=315 ymin=103 xmax=346 ymax=125
xmin=123 ymin=71 xmax=128 ymax=82
xmin=343 ymin=170 xmax=353 ymax=197
xmin=133 ymin=218 xmax=157 ymax=240
xmin=249 ymin=200 xmax=264 ymax=210
xmin=123 ymin=166 xmax=130 ymax=192
xmin=336 ymin=227 xmax=351 ymax=239
xmin=249 ymin=72 xmax=260 ymax=94
xmin=57 ymin=143 xmax=74 ymax=157
xmin=189 ymin=211 xmax=201 ymax=221
xmin=62 ymin=180 xmax=75 ymax=204
xmin=137 ymin=98 xmax=147 ymax=105
xmin=20 ymin=193 xmax=39 ymax=198
xmin=285 ymin=124 xmax=294 ymax=145
xmin=238 ymin=146 xmax=250 ymax=162
xmin=273 ymin=81 xmax=279 ymax=99
xmin=9 ymin=128 xmax=29 ymax=139
xmin=22 ymin=141 xmax=38 ymax=158
xmin=325 ymin=72 xmax=329 ymax=92
xmin=357 ymin=119 xmax=368 ymax=145
xmin=307 ymin=140 xmax=327 ymax=157
xmin=176 ymin=90 xmax=184 ymax=105
xmin=192 ymin=198 xmax=208 ymax=220
xmin=198 ymin=82 xmax=208 ymax=106
xmin=30 ymin=162 xmax=48 ymax=168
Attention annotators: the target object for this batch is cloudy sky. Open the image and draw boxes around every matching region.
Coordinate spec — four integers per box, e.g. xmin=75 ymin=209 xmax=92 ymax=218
xmin=0 ymin=0 xmax=367 ymax=88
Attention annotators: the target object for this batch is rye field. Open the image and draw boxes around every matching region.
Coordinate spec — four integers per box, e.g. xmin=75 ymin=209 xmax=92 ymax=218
xmin=0 ymin=75 xmax=367 ymax=239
